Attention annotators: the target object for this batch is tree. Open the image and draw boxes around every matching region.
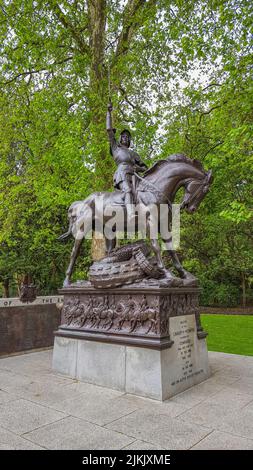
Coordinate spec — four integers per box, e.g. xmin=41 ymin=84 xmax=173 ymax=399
xmin=0 ymin=1 xmax=252 ymax=303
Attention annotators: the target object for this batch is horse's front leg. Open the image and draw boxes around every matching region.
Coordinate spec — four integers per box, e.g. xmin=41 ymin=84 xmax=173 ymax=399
xmin=150 ymin=237 xmax=183 ymax=286
xmin=162 ymin=237 xmax=198 ymax=287
xmin=146 ymin=216 xmax=164 ymax=269
xmin=63 ymin=237 xmax=83 ymax=287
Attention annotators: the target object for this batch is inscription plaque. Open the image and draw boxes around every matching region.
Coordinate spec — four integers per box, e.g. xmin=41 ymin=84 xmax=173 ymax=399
xmin=168 ymin=314 xmax=208 ymax=394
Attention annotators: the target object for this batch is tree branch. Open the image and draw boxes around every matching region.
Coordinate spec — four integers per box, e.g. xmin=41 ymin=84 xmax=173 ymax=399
xmin=48 ymin=1 xmax=90 ymax=55
xmin=1 ymin=56 xmax=73 ymax=85
xmin=114 ymin=0 xmax=156 ymax=62
xmin=201 ymin=141 xmax=224 ymax=160
xmin=197 ymin=102 xmax=228 ymax=125
xmin=118 ymin=85 xmax=147 ymax=115
xmin=202 ymin=82 xmax=223 ymax=92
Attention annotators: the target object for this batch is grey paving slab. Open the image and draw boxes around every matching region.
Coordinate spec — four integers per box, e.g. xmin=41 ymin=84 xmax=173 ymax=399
xmin=0 ymin=350 xmax=74 ymax=385
xmin=0 ymin=443 xmax=43 ymax=450
xmin=24 ymin=416 xmax=135 ymax=450
xmin=208 ymin=354 xmax=253 ymax=378
xmin=168 ymin=380 xmax=226 ymax=409
xmin=209 ymin=352 xmax=250 ymax=361
xmin=0 ymin=369 xmax=36 ymax=393
xmin=0 ymin=426 xmax=44 ymax=450
xmin=49 ymin=392 xmax=139 ymax=426
xmin=0 ymin=390 xmax=17 ymax=405
xmin=122 ymin=440 xmax=165 ymax=450
xmin=0 ymin=398 xmax=66 ymax=434
xmin=240 ymin=399 xmax=253 ymax=413
xmin=0 ymin=350 xmax=52 ymax=371
xmin=218 ymin=402 xmax=253 ymax=439
xmin=6 ymin=380 xmax=89 ymax=408
xmin=62 ymin=380 xmax=123 ymax=399
xmin=204 ymin=372 xmax=241 ymax=386
xmin=52 ymin=390 xmax=188 ymax=427
xmin=222 ymin=365 xmax=253 ymax=378
xmin=6 ymin=366 xmax=58 ymax=379
xmin=205 ymin=387 xmax=253 ymax=409
xmin=0 ymin=366 xmax=74 ymax=392
xmin=106 ymin=409 xmax=212 ymax=449
xmin=208 ymin=357 xmax=227 ymax=373
xmin=116 ymin=394 xmax=188 ymax=418
xmin=228 ymin=377 xmax=253 ymax=396
xmin=208 ymin=353 xmax=253 ymax=375
xmin=178 ymin=401 xmax=241 ymax=429
xmin=191 ymin=430 xmax=253 ymax=450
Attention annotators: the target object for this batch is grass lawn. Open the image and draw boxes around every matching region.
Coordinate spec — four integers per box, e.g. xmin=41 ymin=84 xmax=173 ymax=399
xmin=201 ymin=314 xmax=253 ymax=356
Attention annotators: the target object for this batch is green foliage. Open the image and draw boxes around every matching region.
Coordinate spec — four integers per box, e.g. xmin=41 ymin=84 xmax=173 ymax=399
xmin=0 ymin=1 xmax=252 ymax=302
xmin=199 ymin=280 xmax=240 ymax=307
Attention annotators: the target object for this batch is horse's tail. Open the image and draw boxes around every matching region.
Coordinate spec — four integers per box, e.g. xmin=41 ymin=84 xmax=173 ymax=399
xmin=58 ymin=193 xmax=98 ymax=242
xmin=58 ymin=222 xmax=72 ymax=241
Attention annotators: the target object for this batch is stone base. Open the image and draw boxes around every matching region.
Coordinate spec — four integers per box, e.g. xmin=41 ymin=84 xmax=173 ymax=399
xmin=53 ymin=314 xmax=210 ymax=400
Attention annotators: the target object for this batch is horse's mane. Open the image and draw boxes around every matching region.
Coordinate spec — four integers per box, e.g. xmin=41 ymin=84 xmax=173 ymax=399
xmin=143 ymin=153 xmax=205 ymax=178
xmin=143 ymin=160 xmax=168 ymax=177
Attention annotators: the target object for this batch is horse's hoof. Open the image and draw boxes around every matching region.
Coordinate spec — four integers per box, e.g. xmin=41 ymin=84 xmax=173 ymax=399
xmin=170 ymin=277 xmax=184 ymax=287
xmin=63 ymin=279 xmax=71 ymax=288
xmin=160 ymin=270 xmax=184 ymax=287
xmin=182 ymin=278 xmax=199 ymax=287
xmin=160 ymin=276 xmax=183 ymax=287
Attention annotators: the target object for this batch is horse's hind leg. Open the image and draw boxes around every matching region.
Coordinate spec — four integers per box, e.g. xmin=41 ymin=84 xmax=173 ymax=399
xmin=150 ymin=236 xmax=183 ymax=286
xmin=105 ymin=236 xmax=116 ymax=254
xmin=63 ymin=237 xmax=83 ymax=287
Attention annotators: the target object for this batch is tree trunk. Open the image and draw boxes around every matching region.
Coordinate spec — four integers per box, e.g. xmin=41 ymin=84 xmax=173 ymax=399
xmin=242 ymin=272 xmax=246 ymax=308
xmin=87 ymin=0 xmax=109 ymax=259
xmin=3 ymin=279 xmax=9 ymax=298
xmin=23 ymin=273 xmax=32 ymax=285
xmin=91 ymin=236 xmax=106 ymax=261
xmin=87 ymin=0 xmax=113 ymax=191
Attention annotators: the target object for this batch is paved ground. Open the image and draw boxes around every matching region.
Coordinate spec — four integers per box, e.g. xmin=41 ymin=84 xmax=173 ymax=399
xmin=0 ymin=349 xmax=253 ymax=450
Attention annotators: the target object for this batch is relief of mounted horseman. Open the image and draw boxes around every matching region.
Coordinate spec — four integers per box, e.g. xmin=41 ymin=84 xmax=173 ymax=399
xmin=59 ymin=103 xmax=213 ymax=288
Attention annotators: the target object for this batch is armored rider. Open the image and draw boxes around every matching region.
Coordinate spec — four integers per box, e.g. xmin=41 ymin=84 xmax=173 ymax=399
xmin=106 ymin=102 xmax=148 ymax=221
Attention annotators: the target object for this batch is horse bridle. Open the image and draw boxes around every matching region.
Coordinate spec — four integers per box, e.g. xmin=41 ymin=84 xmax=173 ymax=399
xmin=134 ymin=171 xmax=210 ymax=211
xmin=180 ymin=176 xmax=210 ymax=210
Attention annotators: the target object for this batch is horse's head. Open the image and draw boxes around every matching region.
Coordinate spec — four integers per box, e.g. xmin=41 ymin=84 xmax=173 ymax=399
xmin=181 ymin=169 xmax=213 ymax=214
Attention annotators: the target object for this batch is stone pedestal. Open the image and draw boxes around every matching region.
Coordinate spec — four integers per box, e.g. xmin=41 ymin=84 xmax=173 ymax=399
xmin=52 ymin=281 xmax=210 ymax=400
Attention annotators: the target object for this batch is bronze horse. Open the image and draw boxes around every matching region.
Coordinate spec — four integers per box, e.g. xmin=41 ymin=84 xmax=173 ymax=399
xmin=60 ymin=154 xmax=213 ymax=287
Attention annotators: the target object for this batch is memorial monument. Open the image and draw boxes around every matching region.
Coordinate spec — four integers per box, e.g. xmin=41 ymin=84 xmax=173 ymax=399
xmin=53 ymin=103 xmax=213 ymax=400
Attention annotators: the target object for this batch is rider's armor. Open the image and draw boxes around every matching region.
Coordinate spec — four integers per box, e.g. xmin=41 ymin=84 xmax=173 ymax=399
xmin=106 ymin=108 xmax=147 ymax=219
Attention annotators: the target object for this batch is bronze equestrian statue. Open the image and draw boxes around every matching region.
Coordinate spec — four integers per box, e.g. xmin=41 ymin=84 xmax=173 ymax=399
xmin=59 ymin=104 xmax=213 ymax=287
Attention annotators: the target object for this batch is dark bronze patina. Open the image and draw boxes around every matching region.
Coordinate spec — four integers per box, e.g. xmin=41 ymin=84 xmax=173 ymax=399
xmin=56 ymin=104 xmax=212 ymax=349
xmin=60 ymin=108 xmax=213 ymax=287
xmin=55 ymin=281 xmax=207 ymax=350
xmin=106 ymin=102 xmax=147 ymax=220
xmin=89 ymin=241 xmax=164 ymax=288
